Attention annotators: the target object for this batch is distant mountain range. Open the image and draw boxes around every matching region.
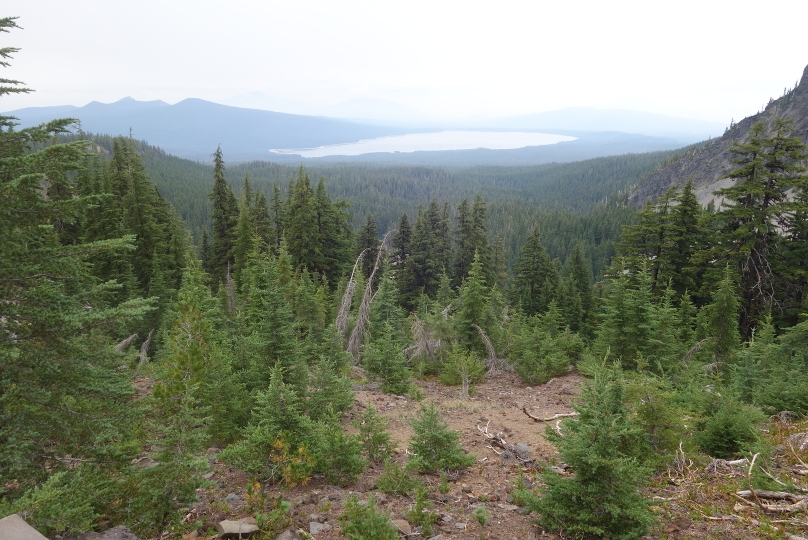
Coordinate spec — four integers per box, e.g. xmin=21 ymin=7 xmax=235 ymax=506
xmin=221 ymin=92 xmax=724 ymax=142
xmin=3 ymin=97 xmax=715 ymax=163
xmin=4 ymin=98 xmax=410 ymax=161
xmin=631 ymin=64 xmax=808 ymax=207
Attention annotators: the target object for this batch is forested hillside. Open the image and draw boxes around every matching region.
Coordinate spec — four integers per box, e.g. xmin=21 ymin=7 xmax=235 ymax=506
xmin=3 ymin=17 xmax=808 ymax=540
xmin=63 ymin=133 xmax=678 ymax=279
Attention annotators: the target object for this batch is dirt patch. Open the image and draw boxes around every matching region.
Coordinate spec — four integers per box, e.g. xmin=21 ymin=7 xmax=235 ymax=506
xmin=184 ymin=372 xmax=808 ymax=540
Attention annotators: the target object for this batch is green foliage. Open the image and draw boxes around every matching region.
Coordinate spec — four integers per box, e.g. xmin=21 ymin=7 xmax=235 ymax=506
xmin=510 ymin=311 xmax=583 ymax=384
xmin=694 ymin=394 xmax=762 ymax=458
xmin=407 ymin=401 xmax=475 ymax=472
xmin=521 ymin=364 xmax=653 ymax=540
xmin=339 ymin=495 xmax=398 ymax=540
xmin=352 ymin=405 xmax=395 ymax=464
xmin=306 ymin=356 xmax=354 ymax=422
xmin=405 ymin=486 xmax=437 ymax=536
xmin=363 ymin=323 xmax=412 ymax=395
xmin=309 ymin=412 xmax=366 ymax=487
xmin=253 ymin=495 xmax=292 ymax=538
xmin=375 ymin=460 xmax=422 ymax=495
xmin=472 ymin=505 xmax=490 ymax=527
xmin=439 ymin=346 xmax=486 ymax=393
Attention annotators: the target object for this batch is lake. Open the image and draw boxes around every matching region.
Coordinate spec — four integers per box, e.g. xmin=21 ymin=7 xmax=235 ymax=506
xmin=270 ymin=130 xmax=576 ymax=157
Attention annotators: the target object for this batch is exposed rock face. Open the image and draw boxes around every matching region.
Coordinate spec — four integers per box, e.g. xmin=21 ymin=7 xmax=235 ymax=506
xmin=630 ymin=64 xmax=808 ymax=207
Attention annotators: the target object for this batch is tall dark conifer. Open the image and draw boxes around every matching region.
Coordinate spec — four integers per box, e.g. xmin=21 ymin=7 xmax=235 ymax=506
xmin=207 ymin=146 xmax=238 ymax=286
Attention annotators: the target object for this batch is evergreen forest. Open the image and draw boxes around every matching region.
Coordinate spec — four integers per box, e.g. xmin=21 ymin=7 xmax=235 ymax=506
xmin=2 ymin=17 xmax=808 ymax=540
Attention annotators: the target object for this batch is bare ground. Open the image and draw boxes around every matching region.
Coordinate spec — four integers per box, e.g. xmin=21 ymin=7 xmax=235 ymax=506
xmin=183 ymin=372 xmax=808 ymax=540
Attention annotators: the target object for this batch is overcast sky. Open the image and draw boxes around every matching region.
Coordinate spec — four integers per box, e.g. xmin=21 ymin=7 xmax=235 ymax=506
xmin=3 ymin=0 xmax=807 ymax=123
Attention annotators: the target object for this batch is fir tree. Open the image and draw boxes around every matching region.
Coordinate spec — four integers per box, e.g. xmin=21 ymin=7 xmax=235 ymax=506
xmin=522 ymin=364 xmax=653 ymax=540
xmin=207 ymin=146 xmax=238 ymax=285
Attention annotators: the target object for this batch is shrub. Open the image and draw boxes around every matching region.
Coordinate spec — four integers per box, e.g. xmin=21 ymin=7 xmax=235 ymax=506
xmin=695 ymin=396 xmax=762 ymax=458
xmin=352 ymin=404 xmax=395 ymax=464
xmin=310 ymin=418 xmax=366 ymax=487
xmin=439 ymin=346 xmax=486 ymax=397
xmin=407 ymin=401 xmax=475 ymax=473
xmin=339 ymin=495 xmax=398 ymax=540
xmin=375 ymin=460 xmax=422 ymax=495
xmin=405 ymin=486 xmax=437 ymax=536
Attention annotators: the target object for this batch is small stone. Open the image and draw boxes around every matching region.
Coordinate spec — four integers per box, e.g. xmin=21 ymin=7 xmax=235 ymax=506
xmin=497 ymin=503 xmax=518 ymax=511
xmin=309 ymin=514 xmax=326 ymax=523
xmin=300 ymin=493 xmax=318 ymax=505
xmin=0 ymin=514 xmax=49 ymax=540
xmin=427 ymin=536 xmax=444 ymax=540
xmin=515 ymin=443 xmax=530 ymax=454
xmin=276 ymin=531 xmax=300 ymax=540
xmin=454 ymin=522 xmax=467 ymax=530
xmin=225 ymin=493 xmax=240 ymax=505
xmin=439 ymin=513 xmax=452 ymax=523
xmin=461 ymin=484 xmax=472 ymax=493
xmin=202 ymin=471 xmax=215 ymax=479
xmin=391 ymin=519 xmax=411 ymax=534
xmin=505 ymin=494 xmax=514 ymax=503
xmin=521 ymin=477 xmax=533 ymax=489
xmin=309 ymin=522 xmax=331 ymax=535
xmin=98 ymin=526 xmax=139 ymax=540
xmin=215 ymin=520 xmax=259 ymax=538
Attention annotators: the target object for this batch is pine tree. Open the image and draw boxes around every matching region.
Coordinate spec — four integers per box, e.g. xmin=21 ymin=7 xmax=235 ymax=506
xmin=207 ymin=146 xmax=238 ymax=285
xmin=407 ymin=401 xmax=475 ymax=472
xmin=522 ymin=364 xmax=652 ymax=540
xmin=356 ymin=214 xmax=379 ymax=280
xmin=457 ymin=250 xmax=490 ymax=352
xmin=713 ymin=119 xmax=807 ymax=336
xmin=0 ymin=18 xmax=153 ymax=499
xmin=511 ymin=227 xmax=559 ymax=316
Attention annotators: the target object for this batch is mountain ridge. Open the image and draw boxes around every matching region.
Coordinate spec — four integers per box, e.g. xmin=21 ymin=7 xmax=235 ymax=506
xmin=630 ymin=64 xmax=808 ymax=207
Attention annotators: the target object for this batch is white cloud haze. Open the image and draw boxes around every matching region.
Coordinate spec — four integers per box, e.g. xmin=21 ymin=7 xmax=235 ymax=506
xmin=3 ymin=0 xmax=807 ymax=123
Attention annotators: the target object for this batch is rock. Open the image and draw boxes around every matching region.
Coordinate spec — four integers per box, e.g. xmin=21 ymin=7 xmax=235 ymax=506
xmin=391 ymin=519 xmax=411 ymax=534
xmin=215 ymin=520 xmax=259 ymax=538
xmin=514 ymin=443 xmax=530 ymax=454
xmin=454 ymin=522 xmax=467 ymax=530
xmin=225 ymin=493 xmax=240 ymax=505
xmin=99 ymin=527 xmax=139 ymax=540
xmin=182 ymin=531 xmax=198 ymax=540
xmin=497 ymin=503 xmax=518 ymax=511
xmin=427 ymin=536 xmax=444 ymax=540
xmin=309 ymin=522 xmax=331 ymax=535
xmin=131 ymin=456 xmax=159 ymax=468
xmin=202 ymin=471 xmax=215 ymax=479
xmin=461 ymin=484 xmax=472 ymax=493
xmin=439 ymin=513 xmax=452 ymax=523
xmin=505 ymin=494 xmax=514 ymax=503
xmin=0 ymin=514 xmax=49 ymax=540
xmin=300 ymin=493 xmax=318 ymax=505
xmin=309 ymin=514 xmax=326 ymax=523
xmin=276 ymin=531 xmax=300 ymax=540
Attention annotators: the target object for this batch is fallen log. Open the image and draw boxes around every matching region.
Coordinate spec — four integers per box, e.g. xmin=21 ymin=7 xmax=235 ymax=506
xmin=521 ymin=406 xmax=578 ymax=422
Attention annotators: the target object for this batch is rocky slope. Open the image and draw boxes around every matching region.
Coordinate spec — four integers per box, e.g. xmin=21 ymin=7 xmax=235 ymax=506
xmin=630 ymin=64 xmax=808 ymax=207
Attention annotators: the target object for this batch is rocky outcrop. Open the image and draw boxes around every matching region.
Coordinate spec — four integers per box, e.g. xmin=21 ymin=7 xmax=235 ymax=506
xmin=630 ymin=64 xmax=808 ymax=207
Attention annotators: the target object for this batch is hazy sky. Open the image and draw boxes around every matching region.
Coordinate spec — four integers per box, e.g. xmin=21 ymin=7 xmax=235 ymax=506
xmin=3 ymin=0 xmax=807 ymax=123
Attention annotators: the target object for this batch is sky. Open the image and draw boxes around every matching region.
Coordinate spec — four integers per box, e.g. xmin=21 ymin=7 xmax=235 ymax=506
xmin=3 ymin=0 xmax=807 ymax=123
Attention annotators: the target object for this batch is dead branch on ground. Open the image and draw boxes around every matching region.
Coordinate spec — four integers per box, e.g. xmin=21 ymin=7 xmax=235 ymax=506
xmin=115 ymin=333 xmax=138 ymax=352
xmin=521 ymin=406 xmax=577 ymax=423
